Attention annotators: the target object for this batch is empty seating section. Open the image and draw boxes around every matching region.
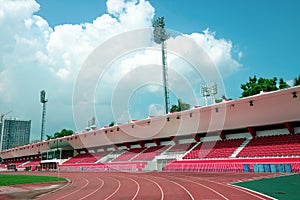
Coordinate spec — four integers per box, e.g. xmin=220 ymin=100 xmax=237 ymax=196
xmin=163 ymin=160 xmax=244 ymax=172
xmin=132 ymin=145 xmax=169 ymax=161
xmin=64 ymin=153 xmax=90 ymax=164
xmin=166 ymin=143 xmax=196 ymax=153
xmin=23 ymin=158 xmax=41 ymax=167
xmin=163 ymin=157 xmax=300 ymax=172
xmin=237 ymin=134 xmax=300 ymax=157
xmin=64 ymin=151 xmax=109 ymax=164
xmin=183 ymin=138 xmax=245 ymax=159
xmin=11 ymin=160 xmax=27 ymax=167
xmin=4 ymin=160 xmax=28 ymax=167
xmin=112 ymin=148 xmax=145 ymax=162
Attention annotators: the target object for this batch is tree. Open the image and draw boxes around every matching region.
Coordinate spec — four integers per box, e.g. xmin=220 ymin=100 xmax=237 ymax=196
xmin=109 ymin=121 xmax=115 ymax=127
xmin=241 ymin=76 xmax=278 ymax=97
xmin=294 ymin=75 xmax=300 ymax=86
xmin=170 ymin=99 xmax=190 ymax=112
xmin=47 ymin=129 xmax=74 ymax=139
xmin=170 ymin=105 xmax=179 ymax=112
xmin=278 ymin=78 xmax=290 ymax=89
xmin=46 ymin=135 xmax=53 ymax=140
xmin=178 ymin=99 xmax=191 ymax=111
xmin=215 ymin=95 xmax=232 ymax=103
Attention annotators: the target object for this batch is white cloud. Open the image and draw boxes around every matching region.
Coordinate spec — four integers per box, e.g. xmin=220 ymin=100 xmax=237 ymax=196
xmin=148 ymin=104 xmax=164 ymax=116
xmin=0 ymin=0 xmax=242 ymax=140
xmin=286 ymin=79 xmax=294 ymax=87
xmin=238 ymin=51 xmax=243 ymax=60
xmin=106 ymin=0 xmax=154 ymax=29
xmin=187 ymin=29 xmax=242 ymax=76
xmin=106 ymin=0 xmax=127 ymax=16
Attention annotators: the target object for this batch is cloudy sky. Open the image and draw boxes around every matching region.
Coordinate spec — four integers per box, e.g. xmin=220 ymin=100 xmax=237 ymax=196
xmin=0 ymin=0 xmax=299 ymax=141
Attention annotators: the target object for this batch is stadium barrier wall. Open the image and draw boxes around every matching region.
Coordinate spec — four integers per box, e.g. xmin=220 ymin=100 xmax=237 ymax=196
xmin=163 ymin=158 xmax=300 ymax=173
xmin=58 ymin=162 xmax=147 ymax=172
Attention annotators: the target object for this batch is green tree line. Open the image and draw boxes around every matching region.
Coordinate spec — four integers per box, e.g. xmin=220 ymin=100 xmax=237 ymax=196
xmin=46 ymin=129 xmax=74 ymax=140
xmin=240 ymin=75 xmax=299 ymax=98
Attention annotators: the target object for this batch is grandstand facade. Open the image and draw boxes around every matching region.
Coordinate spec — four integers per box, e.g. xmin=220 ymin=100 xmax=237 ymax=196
xmin=0 ymin=86 xmax=299 ymax=173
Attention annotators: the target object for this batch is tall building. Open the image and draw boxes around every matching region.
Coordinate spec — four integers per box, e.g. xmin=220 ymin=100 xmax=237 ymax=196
xmin=0 ymin=119 xmax=31 ymax=150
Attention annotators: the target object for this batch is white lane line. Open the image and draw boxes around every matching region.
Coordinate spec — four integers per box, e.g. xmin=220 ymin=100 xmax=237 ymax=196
xmin=114 ymin=175 xmax=140 ymax=200
xmin=126 ymin=177 xmax=140 ymax=200
xmin=141 ymin=176 xmax=164 ymax=200
xmin=35 ymin=178 xmax=72 ymax=199
xmin=160 ymin=174 xmax=229 ymax=200
xmin=79 ymin=177 xmax=105 ymax=200
xmin=230 ymin=185 xmax=276 ymax=200
xmin=55 ymin=177 xmax=89 ymax=200
xmin=104 ymin=177 xmax=121 ymax=200
xmin=170 ymin=180 xmax=195 ymax=200
xmin=180 ymin=174 xmax=268 ymax=200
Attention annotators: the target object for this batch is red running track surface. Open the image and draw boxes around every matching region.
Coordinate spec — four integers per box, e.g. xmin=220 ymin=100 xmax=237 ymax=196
xmin=16 ymin=171 xmax=279 ymax=200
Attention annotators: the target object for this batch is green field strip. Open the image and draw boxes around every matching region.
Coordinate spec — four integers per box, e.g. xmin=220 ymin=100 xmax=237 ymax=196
xmin=0 ymin=174 xmax=66 ymax=186
xmin=234 ymin=174 xmax=300 ymax=200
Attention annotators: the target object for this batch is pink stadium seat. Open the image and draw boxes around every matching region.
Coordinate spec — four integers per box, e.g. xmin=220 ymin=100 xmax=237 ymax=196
xmin=112 ymin=148 xmax=145 ymax=162
xmin=183 ymin=138 xmax=245 ymax=159
xmin=132 ymin=145 xmax=170 ymax=161
xmin=64 ymin=151 xmax=110 ymax=164
xmin=237 ymin=134 xmax=300 ymax=158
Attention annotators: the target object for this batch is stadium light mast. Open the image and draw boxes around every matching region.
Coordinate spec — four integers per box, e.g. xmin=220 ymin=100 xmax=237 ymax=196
xmin=40 ymin=90 xmax=48 ymax=141
xmin=201 ymin=83 xmax=218 ymax=106
xmin=201 ymin=85 xmax=210 ymax=106
xmin=153 ymin=17 xmax=170 ymax=114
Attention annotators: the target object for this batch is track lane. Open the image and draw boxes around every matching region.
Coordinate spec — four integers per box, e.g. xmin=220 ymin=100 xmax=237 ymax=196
xmin=106 ymin=174 xmax=141 ymax=200
xmin=104 ymin=176 xmax=121 ymax=200
xmin=78 ymin=177 xmax=104 ymax=200
xmin=155 ymin=173 xmax=228 ymax=200
xmin=168 ymin=173 xmax=273 ymax=200
xmin=140 ymin=173 xmax=195 ymax=200
xmin=35 ymin=173 xmax=89 ymax=200
xmin=125 ymin=173 xmax=164 ymax=200
xmin=11 ymin=171 xmax=280 ymax=200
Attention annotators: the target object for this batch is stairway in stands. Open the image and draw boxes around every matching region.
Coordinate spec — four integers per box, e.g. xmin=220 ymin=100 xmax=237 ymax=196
xmin=230 ymin=138 xmax=251 ymax=158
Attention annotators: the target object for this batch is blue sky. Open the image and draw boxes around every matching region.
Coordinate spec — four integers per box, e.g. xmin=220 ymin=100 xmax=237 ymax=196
xmin=36 ymin=0 xmax=300 ymax=97
xmin=0 ymin=0 xmax=299 ymax=140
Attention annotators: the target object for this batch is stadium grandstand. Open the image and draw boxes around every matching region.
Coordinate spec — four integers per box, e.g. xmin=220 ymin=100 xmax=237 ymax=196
xmin=0 ymin=86 xmax=299 ymax=173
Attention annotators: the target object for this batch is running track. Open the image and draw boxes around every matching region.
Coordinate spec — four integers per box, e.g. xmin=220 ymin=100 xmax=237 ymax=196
xmin=19 ymin=171 xmax=278 ymax=200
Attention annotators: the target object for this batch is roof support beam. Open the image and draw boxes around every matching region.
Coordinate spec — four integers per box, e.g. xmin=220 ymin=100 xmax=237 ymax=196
xmin=192 ymin=134 xmax=200 ymax=142
xmin=247 ymin=127 xmax=256 ymax=138
xmin=124 ymin=142 xmax=131 ymax=149
xmin=138 ymin=141 xmax=145 ymax=148
xmin=153 ymin=139 xmax=161 ymax=146
xmin=170 ymin=136 xmax=178 ymax=144
xmin=217 ymin=130 xmax=226 ymax=140
xmin=284 ymin=122 xmax=295 ymax=134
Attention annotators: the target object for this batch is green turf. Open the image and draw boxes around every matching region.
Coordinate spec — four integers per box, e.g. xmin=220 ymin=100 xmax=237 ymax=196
xmin=0 ymin=174 xmax=66 ymax=186
xmin=234 ymin=174 xmax=300 ymax=200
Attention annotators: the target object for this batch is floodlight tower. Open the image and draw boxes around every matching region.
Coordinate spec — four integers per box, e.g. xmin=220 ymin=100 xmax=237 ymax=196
xmin=153 ymin=17 xmax=170 ymax=114
xmin=40 ymin=90 xmax=48 ymax=141
xmin=210 ymin=83 xmax=218 ymax=104
xmin=201 ymin=83 xmax=218 ymax=106
xmin=201 ymin=85 xmax=210 ymax=106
